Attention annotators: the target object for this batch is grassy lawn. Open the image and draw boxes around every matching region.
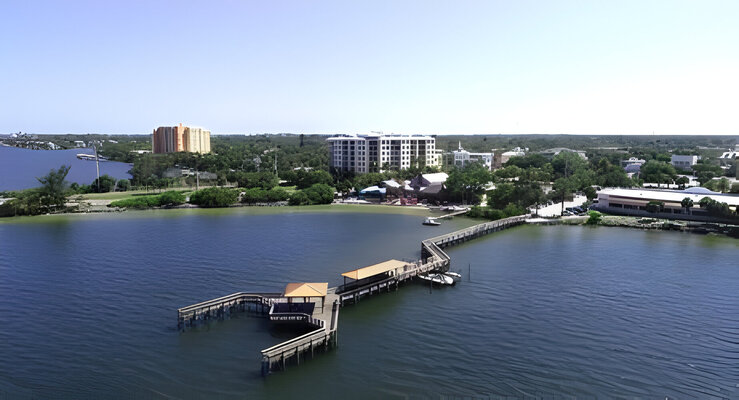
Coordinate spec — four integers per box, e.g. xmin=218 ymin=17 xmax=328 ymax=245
xmin=72 ymin=189 xmax=192 ymax=201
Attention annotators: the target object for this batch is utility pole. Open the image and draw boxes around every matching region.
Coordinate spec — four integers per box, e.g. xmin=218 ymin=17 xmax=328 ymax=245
xmin=561 ymin=158 xmax=568 ymax=217
xmin=93 ymin=141 xmax=101 ymax=193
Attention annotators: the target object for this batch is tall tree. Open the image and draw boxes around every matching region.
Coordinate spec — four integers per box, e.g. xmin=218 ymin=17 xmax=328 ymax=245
xmin=36 ymin=165 xmax=71 ymax=211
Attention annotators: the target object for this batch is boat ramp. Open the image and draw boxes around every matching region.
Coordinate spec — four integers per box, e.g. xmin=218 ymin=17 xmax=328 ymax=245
xmin=177 ymin=214 xmax=528 ymax=375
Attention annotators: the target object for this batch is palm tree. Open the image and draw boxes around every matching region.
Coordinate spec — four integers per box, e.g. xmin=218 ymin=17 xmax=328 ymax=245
xmin=681 ymin=197 xmax=694 ymax=215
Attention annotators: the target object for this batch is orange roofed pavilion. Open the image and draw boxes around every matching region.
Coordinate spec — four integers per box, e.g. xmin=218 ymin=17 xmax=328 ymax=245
xmin=284 ymin=282 xmax=328 ymax=309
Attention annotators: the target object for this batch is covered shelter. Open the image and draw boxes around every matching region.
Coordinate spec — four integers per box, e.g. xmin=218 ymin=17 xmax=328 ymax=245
xmin=283 ymin=282 xmax=328 ymax=310
xmin=340 ymin=259 xmax=409 ymax=291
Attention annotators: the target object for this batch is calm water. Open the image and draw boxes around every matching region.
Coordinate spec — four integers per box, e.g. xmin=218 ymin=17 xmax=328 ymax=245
xmin=0 ymin=209 xmax=737 ymax=399
xmin=0 ymin=146 xmax=132 ymax=191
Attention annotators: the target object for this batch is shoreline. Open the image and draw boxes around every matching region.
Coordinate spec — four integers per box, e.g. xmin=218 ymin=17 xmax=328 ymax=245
xmin=0 ymin=203 xmax=436 ymax=224
xmin=530 ymin=214 xmax=739 ymax=238
xmin=3 ymin=204 xmax=737 ymax=239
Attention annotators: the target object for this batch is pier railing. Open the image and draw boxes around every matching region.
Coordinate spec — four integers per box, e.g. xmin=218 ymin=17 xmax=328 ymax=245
xmin=268 ymin=304 xmax=326 ymax=327
xmin=177 ymin=292 xmax=286 ymax=329
xmin=425 ymin=214 xmax=529 ymax=248
xmin=260 ymin=300 xmax=340 ymax=375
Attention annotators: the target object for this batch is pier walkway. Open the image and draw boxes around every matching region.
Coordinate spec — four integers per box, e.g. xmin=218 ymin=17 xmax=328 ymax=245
xmin=176 ymin=214 xmax=528 ymax=375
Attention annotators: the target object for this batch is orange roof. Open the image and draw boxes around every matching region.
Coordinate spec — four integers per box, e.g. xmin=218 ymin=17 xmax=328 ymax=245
xmin=341 ymin=259 xmax=408 ymax=280
xmin=284 ymin=282 xmax=328 ymax=298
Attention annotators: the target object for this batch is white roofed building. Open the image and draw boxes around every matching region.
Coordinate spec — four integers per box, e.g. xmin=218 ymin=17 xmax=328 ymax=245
xmin=593 ymin=187 xmax=738 ymax=223
xmin=452 ymin=142 xmax=494 ymax=170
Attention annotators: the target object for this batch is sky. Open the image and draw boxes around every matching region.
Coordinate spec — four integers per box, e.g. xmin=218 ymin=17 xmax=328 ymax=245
xmin=1 ymin=1 xmax=738 ymax=135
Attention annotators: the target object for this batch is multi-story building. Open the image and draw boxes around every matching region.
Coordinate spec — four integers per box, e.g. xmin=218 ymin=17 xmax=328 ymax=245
xmin=452 ymin=142 xmax=493 ymax=170
xmin=327 ymin=133 xmax=438 ymax=173
xmin=184 ymin=126 xmax=211 ymax=154
xmin=152 ymin=123 xmax=211 ymax=154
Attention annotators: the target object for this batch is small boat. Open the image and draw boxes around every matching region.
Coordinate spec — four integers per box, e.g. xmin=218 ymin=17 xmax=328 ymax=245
xmin=444 ymin=271 xmax=462 ymax=281
xmin=422 ymin=217 xmax=441 ymax=226
xmin=418 ymin=273 xmax=454 ymax=285
xmin=76 ymin=153 xmax=107 ymax=161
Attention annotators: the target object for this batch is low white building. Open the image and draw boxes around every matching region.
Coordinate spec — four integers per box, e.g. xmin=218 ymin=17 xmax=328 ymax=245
xmin=718 ymin=150 xmax=737 ymax=167
xmin=621 ymin=157 xmax=646 ymax=168
xmin=494 ymin=147 xmax=527 ymax=168
xmin=670 ymin=155 xmax=699 ymax=170
xmin=593 ymin=187 xmax=738 ymax=222
xmin=452 ymin=142 xmax=493 ymax=170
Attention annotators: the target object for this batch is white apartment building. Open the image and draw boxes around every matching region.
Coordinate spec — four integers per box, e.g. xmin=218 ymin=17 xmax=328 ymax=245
xmin=452 ymin=142 xmax=493 ymax=170
xmin=328 ymin=133 xmax=438 ymax=173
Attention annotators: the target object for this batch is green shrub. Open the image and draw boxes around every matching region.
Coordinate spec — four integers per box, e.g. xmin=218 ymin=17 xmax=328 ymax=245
xmin=241 ymin=187 xmax=289 ymax=204
xmin=109 ymin=195 xmax=161 ymax=209
xmin=586 ymin=210 xmax=602 ymax=225
xmin=302 ymin=183 xmax=334 ymax=205
xmin=189 ymin=187 xmax=238 ymax=208
xmin=158 ymin=191 xmax=185 ymax=206
xmin=288 ymin=191 xmax=310 ymax=206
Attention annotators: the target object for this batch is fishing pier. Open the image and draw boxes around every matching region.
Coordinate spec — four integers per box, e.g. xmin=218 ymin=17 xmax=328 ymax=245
xmin=177 ymin=214 xmax=528 ymax=375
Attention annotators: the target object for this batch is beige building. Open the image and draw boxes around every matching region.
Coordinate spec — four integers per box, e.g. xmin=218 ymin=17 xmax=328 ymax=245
xmin=184 ymin=126 xmax=211 ymax=153
xmin=152 ymin=124 xmax=211 ymax=154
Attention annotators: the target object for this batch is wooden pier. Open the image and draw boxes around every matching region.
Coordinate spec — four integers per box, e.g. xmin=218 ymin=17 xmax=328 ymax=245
xmin=260 ymin=294 xmax=340 ymax=375
xmin=177 ymin=292 xmax=285 ymax=330
xmin=176 ymin=214 xmax=529 ymax=375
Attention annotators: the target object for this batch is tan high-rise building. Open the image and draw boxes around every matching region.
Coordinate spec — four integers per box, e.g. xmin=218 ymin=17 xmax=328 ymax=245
xmin=152 ymin=123 xmax=210 ymax=154
xmin=184 ymin=126 xmax=211 ymax=154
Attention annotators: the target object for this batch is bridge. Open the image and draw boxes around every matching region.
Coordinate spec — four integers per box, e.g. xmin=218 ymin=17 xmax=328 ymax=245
xmin=176 ymin=214 xmax=528 ymax=375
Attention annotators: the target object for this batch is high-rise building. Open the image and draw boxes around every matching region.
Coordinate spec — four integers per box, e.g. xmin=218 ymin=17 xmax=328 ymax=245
xmin=184 ymin=126 xmax=211 ymax=154
xmin=327 ymin=133 xmax=438 ymax=174
xmin=152 ymin=124 xmax=211 ymax=154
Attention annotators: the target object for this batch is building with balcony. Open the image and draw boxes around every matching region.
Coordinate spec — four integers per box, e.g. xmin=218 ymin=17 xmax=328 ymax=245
xmin=152 ymin=123 xmax=211 ymax=154
xmin=327 ymin=133 xmax=438 ymax=173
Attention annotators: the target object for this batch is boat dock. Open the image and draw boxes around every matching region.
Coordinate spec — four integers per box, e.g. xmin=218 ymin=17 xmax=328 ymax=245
xmin=177 ymin=214 xmax=528 ymax=375
xmin=432 ymin=208 xmax=469 ymax=220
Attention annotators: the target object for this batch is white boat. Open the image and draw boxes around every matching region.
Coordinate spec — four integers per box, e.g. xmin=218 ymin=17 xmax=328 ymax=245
xmin=342 ymin=199 xmax=371 ymax=204
xmin=444 ymin=271 xmax=462 ymax=281
xmin=76 ymin=153 xmax=107 ymax=161
xmin=418 ymin=273 xmax=454 ymax=285
xmin=422 ymin=217 xmax=441 ymax=226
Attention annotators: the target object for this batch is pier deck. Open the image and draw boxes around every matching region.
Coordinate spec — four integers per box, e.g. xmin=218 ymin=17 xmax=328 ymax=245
xmin=177 ymin=214 xmax=529 ymax=375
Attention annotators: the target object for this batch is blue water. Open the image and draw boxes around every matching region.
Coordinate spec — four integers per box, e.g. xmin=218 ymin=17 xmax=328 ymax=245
xmin=0 ymin=210 xmax=737 ymax=399
xmin=0 ymin=146 xmax=132 ymax=191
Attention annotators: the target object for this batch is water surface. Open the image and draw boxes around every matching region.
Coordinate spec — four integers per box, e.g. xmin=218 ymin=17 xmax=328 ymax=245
xmin=0 ymin=210 xmax=736 ymax=399
xmin=0 ymin=146 xmax=132 ymax=191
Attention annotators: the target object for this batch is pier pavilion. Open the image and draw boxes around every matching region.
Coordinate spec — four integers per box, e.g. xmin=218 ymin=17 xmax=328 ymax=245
xmin=283 ymin=282 xmax=328 ymax=310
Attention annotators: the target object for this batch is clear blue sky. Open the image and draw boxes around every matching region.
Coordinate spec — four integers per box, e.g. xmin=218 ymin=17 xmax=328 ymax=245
xmin=2 ymin=1 xmax=737 ymax=135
